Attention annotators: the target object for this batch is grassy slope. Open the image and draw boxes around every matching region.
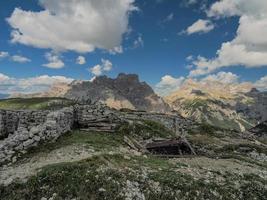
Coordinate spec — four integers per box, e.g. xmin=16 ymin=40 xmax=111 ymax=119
xmin=0 ymin=122 xmax=266 ymax=200
xmin=180 ymin=98 xmax=254 ymax=131
xmin=0 ymin=97 xmax=75 ymax=110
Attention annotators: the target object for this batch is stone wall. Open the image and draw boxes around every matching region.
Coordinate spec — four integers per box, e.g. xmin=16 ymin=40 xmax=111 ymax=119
xmin=75 ymin=104 xmax=122 ymax=132
xmin=0 ymin=110 xmax=49 ymax=139
xmin=0 ymin=103 xmax=191 ymax=165
xmin=0 ymin=107 xmax=74 ymax=165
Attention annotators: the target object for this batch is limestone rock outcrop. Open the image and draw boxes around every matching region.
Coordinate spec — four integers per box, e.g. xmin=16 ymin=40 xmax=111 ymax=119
xmin=65 ymin=73 xmax=170 ymax=113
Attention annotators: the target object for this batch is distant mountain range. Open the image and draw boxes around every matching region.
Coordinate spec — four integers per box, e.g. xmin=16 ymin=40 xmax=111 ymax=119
xmin=10 ymin=74 xmax=267 ymax=131
xmin=165 ymin=79 xmax=267 ymax=131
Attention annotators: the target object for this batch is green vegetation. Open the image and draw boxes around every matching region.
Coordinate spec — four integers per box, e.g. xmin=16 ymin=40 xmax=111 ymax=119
xmin=183 ymin=98 xmax=209 ymax=110
xmin=117 ymin=120 xmax=175 ymax=140
xmin=0 ymin=97 xmax=75 ymax=110
xmin=1 ymin=153 xmax=266 ymax=200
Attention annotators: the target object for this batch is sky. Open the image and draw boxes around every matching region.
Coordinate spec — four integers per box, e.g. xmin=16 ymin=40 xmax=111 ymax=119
xmin=0 ymin=0 xmax=267 ymax=96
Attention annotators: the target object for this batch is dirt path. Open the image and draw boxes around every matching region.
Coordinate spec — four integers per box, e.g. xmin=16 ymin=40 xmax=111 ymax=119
xmin=0 ymin=144 xmax=99 ymax=186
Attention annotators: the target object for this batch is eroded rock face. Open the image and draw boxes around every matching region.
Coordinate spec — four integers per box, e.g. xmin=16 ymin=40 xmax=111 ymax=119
xmin=247 ymin=121 xmax=267 ymax=138
xmin=65 ymin=73 xmax=171 ymax=113
xmin=236 ymin=89 xmax=267 ymax=123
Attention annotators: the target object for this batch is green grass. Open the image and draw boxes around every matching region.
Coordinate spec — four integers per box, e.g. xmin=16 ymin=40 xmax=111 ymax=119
xmin=0 ymin=97 xmax=75 ymax=110
xmin=117 ymin=120 xmax=175 ymax=140
xmin=22 ymin=130 xmax=125 ymax=160
xmin=1 ymin=154 xmax=266 ymax=200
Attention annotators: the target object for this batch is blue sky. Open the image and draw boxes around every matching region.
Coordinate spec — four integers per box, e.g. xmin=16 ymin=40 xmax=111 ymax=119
xmin=0 ymin=0 xmax=267 ymax=95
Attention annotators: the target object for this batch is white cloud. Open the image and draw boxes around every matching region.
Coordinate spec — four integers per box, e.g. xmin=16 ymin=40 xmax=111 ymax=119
xmin=0 ymin=73 xmax=73 ymax=94
xmin=186 ymin=19 xmax=215 ymax=35
xmin=11 ymin=55 xmax=31 ymax=63
xmin=186 ymin=55 xmax=194 ymax=61
xmin=0 ymin=73 xmax=10 ymax=81
xmin=43 ymin=52 xmax=65 ymax=69
xmin=7 ymin=0 xmax=137 ymax=53
xmin=0 ymin=51 xmax=9 ymax=58
xmin=76 ymin=56 xmax=86 ymax=65
xmin=254 ymin=75 xmax=267 ymax=91
xmin=155 ymin=75 xmax=185 ymax=96
xmin=132 ymin=35 xmax=144 ymax=49
xmin=162 ymin=13 xmax=174 ymax=23
xmin=102 ymin=59 xmax=113 ymax=71
xmin=190 ymin=0 xmax=267 ymax=76
xmin=180 ymin=0 xmax=198 ymax=7
xmin=109 ymin=46 xmax=123 ymax=55
xmin=89 ymin=59 xmax=113 ymax=76
xmin=202 ymin=71 xmax=239 ymax=84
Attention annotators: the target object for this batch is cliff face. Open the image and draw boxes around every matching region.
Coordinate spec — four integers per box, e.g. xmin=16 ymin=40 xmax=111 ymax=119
xmin=65 ymin=73 xmax=170 ymax=113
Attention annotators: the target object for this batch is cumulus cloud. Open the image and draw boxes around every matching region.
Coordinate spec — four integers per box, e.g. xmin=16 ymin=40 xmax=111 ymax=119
xmin=0 ymin=73 xmax=10 ymax=81
xmin=201 ymin=71 xmax=239 ymax=84
xmin=7 ymin=0 xmax=137 ymax=53
xmin=132 ymin=35 xmax=144 ymax=49
xmin=89 ymin=59 xmax=113 ymax=76
xmin=0 ymin=73 xmax=73 ymax=94
xmin=189 ymin=0 xmax=267 ymax=76
xmin=185 ymin=19 xmax=215 ymax=35
xmin=0 ymin=52 xmax=31 ymax=63
xmin=0 ymin=51 xmax=9 ymax=58
xmin=155 ymin=75 xmax=185 ymax=96
xmin=11 ymin=55 xmax=31 ymax=63
xmin=76 ymin=56 xmax=86 ymax=65
xmin=109 ymin=46 xmax=124 ymax=55
xmin=254 ymin=75 xmax=267 ymax=91
xmin=43 ymin=52 xmax=64 ymax=69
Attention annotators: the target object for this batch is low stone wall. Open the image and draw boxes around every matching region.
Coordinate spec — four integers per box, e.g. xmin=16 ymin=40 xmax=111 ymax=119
xmin=0 ymin=110 xmax=49 ymax=139
xmin=0 ymin=104 xmax=191 ymax=165
xmin=0 ymin=107 xmax=74 ymax=165
xmin=75 ymin=104 xmax=122 ymax=131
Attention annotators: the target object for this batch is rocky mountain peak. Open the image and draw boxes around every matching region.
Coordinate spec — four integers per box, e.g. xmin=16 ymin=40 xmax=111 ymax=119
xmin=64 ymin=73 xmax=170 ymax=113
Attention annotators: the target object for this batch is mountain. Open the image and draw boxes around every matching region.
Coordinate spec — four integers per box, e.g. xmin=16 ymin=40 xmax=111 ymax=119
xmin=12 ymin=74 xmax=170 ymax=113
xmin=10 ymin=82 xmax=71 ymax=99
xmin=65 ymin=73 xmax=170 ymax=113
xmin=165 ymin=79 xmax=267 ymax=131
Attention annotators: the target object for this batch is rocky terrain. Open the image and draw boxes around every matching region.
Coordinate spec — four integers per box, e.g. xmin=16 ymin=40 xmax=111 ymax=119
xmin=0 ymin=97 xmax=266 ymax=199
xmin=165 ymin=79 xmax=267 ymax=131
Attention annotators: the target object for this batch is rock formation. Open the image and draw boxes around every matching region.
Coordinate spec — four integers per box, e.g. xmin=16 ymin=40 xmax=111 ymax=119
xmin=11 ymin=74 xmax=170 ymax=113
xmin=65 ymin=73 xmax=170 ymax=113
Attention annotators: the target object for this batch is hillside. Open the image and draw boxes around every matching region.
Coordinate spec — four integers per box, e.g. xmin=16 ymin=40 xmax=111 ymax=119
xmin=1 ymin=119 xmax=266 ymax=200
xmin=165 ymin=79 xmax=267 ymax=131
xmin=0 ymin=97 xmax=75 ymax=110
